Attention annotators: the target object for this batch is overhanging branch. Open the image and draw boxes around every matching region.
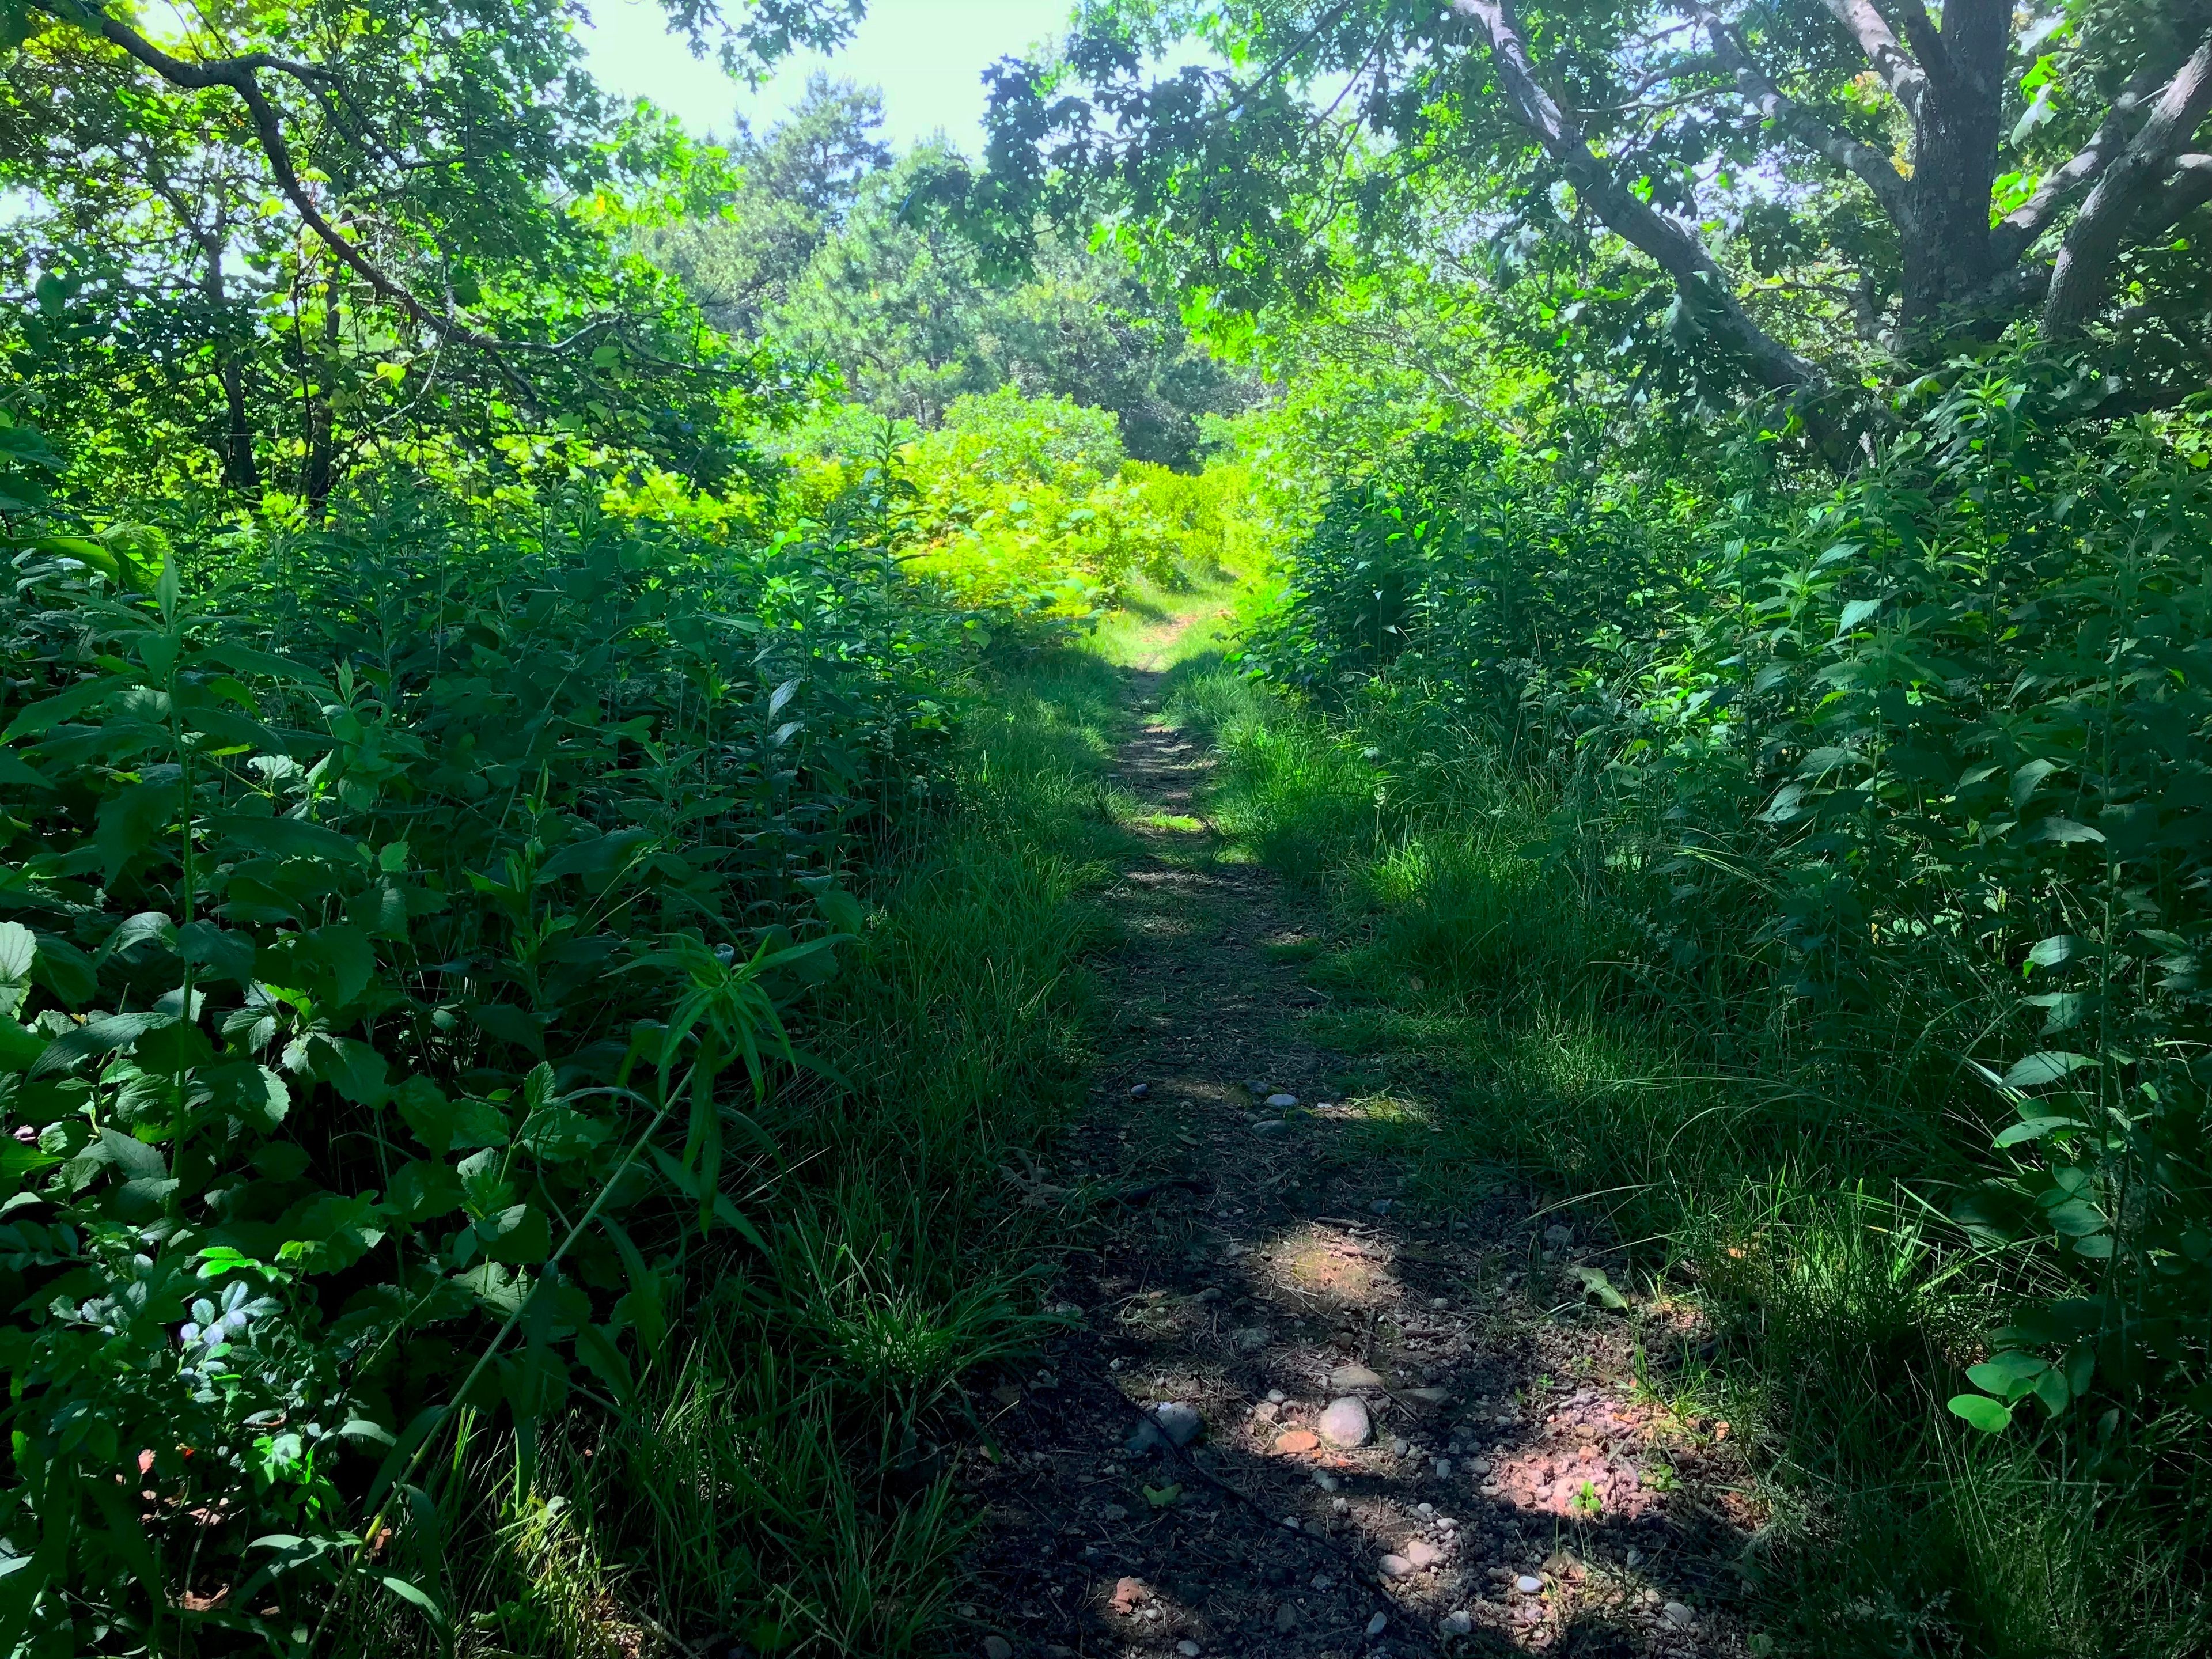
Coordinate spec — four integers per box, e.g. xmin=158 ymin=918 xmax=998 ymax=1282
xmin=1449 ymin=0 xmax=1826 ymax=401
xmin=2046 ymin=32 xmax=2212 ymax=335
xmin=1690 ymin=6 xmax=1910 ymax=222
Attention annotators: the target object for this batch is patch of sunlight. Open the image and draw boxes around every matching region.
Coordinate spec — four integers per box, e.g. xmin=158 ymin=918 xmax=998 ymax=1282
xmin=1332 ymin=1092 xmax=1437 ymax=1129
xmin=1252 ymin=1223 xmax=1404 ymax=1313
xmin=1133 ymin=811 xmax=1208 ymax=832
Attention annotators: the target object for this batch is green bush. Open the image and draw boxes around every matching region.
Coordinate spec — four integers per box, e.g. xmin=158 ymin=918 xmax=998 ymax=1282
xmin=0 ymin=491 xmax=971 ymax=1652
xmin=1213 ymin=360 xmax=2212 ymax=1652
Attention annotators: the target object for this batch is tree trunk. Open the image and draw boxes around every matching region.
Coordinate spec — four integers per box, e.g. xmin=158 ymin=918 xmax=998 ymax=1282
xmin=1896 ymin=0 xmax=2007 ymax=335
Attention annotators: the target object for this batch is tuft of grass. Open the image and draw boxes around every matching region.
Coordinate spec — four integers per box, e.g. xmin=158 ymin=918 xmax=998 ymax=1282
xmin=435 ymin=635 xmax=1139 ymax=1657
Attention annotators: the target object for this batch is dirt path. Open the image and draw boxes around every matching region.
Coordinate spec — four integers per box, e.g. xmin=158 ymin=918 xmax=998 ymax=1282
xmin=955 ymin=637 xmax=1753 ymax=1659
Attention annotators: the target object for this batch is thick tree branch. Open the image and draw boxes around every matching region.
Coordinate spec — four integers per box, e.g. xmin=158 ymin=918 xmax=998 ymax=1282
xmin=50 ymin=4 xmax=715 ymax=397
xmin=2155 ymin=152 xmax=2212 ymax=229
xmin=1691 ymin=7 xmax=1910 ymax=222
xmin=2046 ymin=33 xmax=2212 ymax=335
xmin=1889 ymin=0 xmax=1946 ymax=88
xmin=1449 ymin=0 xmax=1825 ymax=400
xmin=1818 ymin=0 xmax=1926 ymax=118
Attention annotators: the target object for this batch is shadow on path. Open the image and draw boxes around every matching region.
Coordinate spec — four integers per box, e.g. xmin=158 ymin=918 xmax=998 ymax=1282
xmin=955 ymin=665 xmax=1756 ymax=1659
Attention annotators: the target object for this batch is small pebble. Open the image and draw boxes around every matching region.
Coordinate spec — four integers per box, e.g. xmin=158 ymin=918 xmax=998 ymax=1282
xmin=1275 ymin=1603 xmax=1298 ymax=1633
xmin=1442 ymin=1610 xmax=1474 ymax=1637
xmin=1328 ymin=1363 xmax=1385 ymax=1391
xmin=1404 ymin=1539 xmax=1444 ymax=1569
xmin=1130 ymin=1082 xmax=1150 ymax=1099
xmin=1624 ymin=1547 xmax=1643 ymax=1567
xmin=1379 ymin=1554 xmax=1415 ymax=1580
xmin=1176 ymin=1643 xmax=1202 ymax=1657
xmin=1430 ymin=1296 xmax=1449 ymax=1308
xmin=1664 ymin=1601 xmax=1695 ymax=1629
xmin=1370 ymin=1198 xmax=1393 ymax=1215
xmin=1252 ymin=1119 xmax=1287 ymax=1136
xmin=1544 ymin=1224 xmax=1573 ymax=1245
xmin=1366 ymin=1612 xmax=1389 ymax=1636
xmin=1313 ymin=1470 xmax=1338 ymax=1491
xmin=1267 ymin=1389 xmax=1286 ymax=1403
xmin=1435 ymin=1457 xmax=1452 ymax=1478
xmin=984 ymin=1639 xmax=1013 ymax=1659
xmin=1390 ymin=1436 xmax=1411 ymax=1455
xmin=1252 ymin=1400 xmax=1280 ymax=1422
xmin=1468 ymin=1457 xmax=1493 ymax=1475
xmin=1266 ymin=1092 xmax=1299 ymax=1108
xmin=1516 ymin=1575 xmax=1544 ymax=1594
xmin=1317 ymin=1396 xmax=1372 ymax=1448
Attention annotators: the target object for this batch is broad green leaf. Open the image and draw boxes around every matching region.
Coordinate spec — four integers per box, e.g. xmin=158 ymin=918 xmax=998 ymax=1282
xmin=1999 ymin=1051 xmax=2094 ymax=1091
xmin=29 ymin=1010 xmax=173 ymax=1077
xmin=1948 ymin=1394 xmax=2013 ymax=1433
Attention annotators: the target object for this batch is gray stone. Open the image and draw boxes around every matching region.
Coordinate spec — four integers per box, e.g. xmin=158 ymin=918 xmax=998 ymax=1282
xmin=1379 ymin=1554 xmax=1415 ymax=1580
xmin=1663 ymin=1601 xmax=1695 ymax=1629
xmin=1403 ymin=1387 xmax=1450 ymax=1404
xmin=1124 ymin=1400 xmax=1202 ymax=1453
xmin=1151 ymin=1400 xmax=1203 ymax=1446
xmin=1435 ymin=1457 xmax=1453 ymax=1478
xmin=1366 ymin=1612 xmax=1389 ymax=1636
xmin=1266 ymin=1092 xmax=1299 ymax=1108
xmin=1317 ymin=1396 xmax=1372 ymax=1447
xmin=1514 ymin=1574 xmax=1544 ymax=1594
xmin=1370 ymin=1198 xmax=1393 ymax=1215
xmin=1442 ymin=1611 xmax=1474 ymax=1637
xmin=1544 ymin=1224 xmax=1573 ymax=1245
xmin=1405 ymin=1539 xmax=1444 ymax=1570
xmin=1328 ymin=1363 xmax=1385 ymax=1391
xmin=984 ymin=1638 xmax=1013 ymax=1659
xmin=1176 ymin=1643 xmax=1202 ymax=1657
xmin=1390 ymin=1437 xmax=1411 ymax=1455
xmin=1130 ymin=1082 xmax=1150 ymax=1100
xmin=1251 ymin=1119 xmax=1287 ymax=1137
xmin=1275 ymin=1603 xmax=1298 ymax=1633
xmin=1267 ymin=1389 xmax=1286 ymax=1403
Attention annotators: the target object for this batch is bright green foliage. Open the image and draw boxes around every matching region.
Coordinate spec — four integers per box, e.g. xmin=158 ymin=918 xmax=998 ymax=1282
xmin=783 ymin=388 xmax=1264 ymax=617
xmin=1250 ymin=359 xmax=2212 ymax=1420
xmin=1190 ymin=347 xmax=2212 ymax=1651
xmin=0 ymin=497 xmax=967 ymax=1651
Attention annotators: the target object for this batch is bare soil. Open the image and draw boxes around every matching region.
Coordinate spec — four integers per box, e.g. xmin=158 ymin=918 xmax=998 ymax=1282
xmin=952 ymin=649 xmax=1758 ymax=1659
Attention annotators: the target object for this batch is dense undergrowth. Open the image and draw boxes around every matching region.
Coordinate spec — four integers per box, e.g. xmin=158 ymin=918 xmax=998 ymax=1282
xmin=0 ymin=463 xmax=1146 ymax=1654
xmin=1171 ymin=362 xmax=2211 ymax=1658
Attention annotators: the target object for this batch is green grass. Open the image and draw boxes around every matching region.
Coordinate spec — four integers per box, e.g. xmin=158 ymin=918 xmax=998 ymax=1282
xmin=434 ymin=638 xmax=1138 ymax=1658
xmin=1159 ymin=664 xmax=2212 ymax=1659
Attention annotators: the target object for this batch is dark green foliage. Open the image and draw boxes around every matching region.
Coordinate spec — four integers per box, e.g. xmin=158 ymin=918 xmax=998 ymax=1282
xmin=0 ymin=496 xmax=968 ymax=1652
xmin=1207 ymin=357 xmax=2212 ymax=1651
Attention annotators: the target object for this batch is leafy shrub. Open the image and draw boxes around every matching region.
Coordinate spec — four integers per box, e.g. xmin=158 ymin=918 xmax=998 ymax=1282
xmin=1248 ymin=358 xmax=2212 ymax=1433
xmin=0 ymin=490 xmax=969 ymax=1652
xmin=779 ymin=391 xmax=1266 ymax=619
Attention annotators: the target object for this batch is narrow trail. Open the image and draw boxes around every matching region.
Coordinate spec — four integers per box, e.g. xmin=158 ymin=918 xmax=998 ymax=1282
xmin=956 ymin=619 xmax=1753 ymax=1659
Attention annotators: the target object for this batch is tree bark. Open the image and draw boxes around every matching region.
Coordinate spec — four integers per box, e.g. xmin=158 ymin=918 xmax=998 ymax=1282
xmin=1895 ymin=0 xmax=2008 ymax=331
xmin=2045 ymin=34 xmax=2212 ymax=335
